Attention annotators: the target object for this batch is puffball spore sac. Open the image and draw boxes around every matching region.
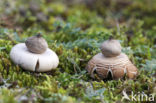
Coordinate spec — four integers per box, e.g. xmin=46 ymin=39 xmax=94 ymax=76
xmin=100 ymin=39 xmax=122 ymax=57
xmin=25 ymin=34 xmax=48 ymax=54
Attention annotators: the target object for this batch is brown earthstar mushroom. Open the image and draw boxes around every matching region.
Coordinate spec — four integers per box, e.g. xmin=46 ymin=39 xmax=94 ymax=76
xmin=86 ymin=39 xmax=138 ymax=80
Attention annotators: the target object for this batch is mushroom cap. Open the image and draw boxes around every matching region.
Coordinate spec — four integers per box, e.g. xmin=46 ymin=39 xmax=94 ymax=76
xmin=10 ymin=43 xmax=59 ymax=72
xmin=100 ymin=39 xmax=122 ymax=57
xmin=25 ymin=34 xmax=48 ymax=54
xmin=86 ymin=53 xmax=138 ymax=79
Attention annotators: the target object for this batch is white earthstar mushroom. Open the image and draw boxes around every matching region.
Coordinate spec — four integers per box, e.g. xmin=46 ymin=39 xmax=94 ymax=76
xmin=10 ymin=43 xmax=59 ymax=72
xmin=10 ymin=34 xmax=59 ymax=72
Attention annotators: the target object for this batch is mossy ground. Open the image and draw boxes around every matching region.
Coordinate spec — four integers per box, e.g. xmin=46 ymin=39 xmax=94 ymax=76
xmin=0 ymin=0 xmax=156 ymax=103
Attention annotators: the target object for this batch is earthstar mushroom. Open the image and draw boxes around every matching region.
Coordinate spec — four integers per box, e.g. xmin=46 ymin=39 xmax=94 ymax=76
xmin=86 ymin=39 xmax=138 ymax=80
xmin=10 ymin=34 xmax=59 ymax=72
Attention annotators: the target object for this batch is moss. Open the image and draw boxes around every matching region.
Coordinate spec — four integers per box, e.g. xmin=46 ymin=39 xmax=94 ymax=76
xmin=0 ymin=0 xmax=156 ymax=103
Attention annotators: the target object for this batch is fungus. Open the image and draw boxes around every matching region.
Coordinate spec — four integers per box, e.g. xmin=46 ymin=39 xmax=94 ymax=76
xmin=100 ymin=38 xmax=122 ymax=57
xmin=25 ymin=33 xmax=48 ymax=54
xmin=10 ymin=34 xmax=59 ymax=72
xmin=86 ymin=39 xmax=138 ymax=80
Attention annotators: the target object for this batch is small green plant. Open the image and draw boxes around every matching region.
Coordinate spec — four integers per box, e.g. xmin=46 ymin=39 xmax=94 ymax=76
xmin=0 ymin=0 xmax=156 ymax=103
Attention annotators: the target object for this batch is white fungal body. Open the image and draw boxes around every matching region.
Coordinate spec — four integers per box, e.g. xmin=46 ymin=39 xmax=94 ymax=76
xmin=10 ymin=43 xmax=59 ymax=72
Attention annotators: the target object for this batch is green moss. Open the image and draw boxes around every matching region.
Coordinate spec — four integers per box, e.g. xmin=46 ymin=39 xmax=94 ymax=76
xmin=0 ymin=0 xmax=156 ymax=103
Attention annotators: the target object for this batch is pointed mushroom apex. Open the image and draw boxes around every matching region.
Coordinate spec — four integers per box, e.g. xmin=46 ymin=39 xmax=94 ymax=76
xmin=109 ymin=36 xmax=113 ymax=40
xmin=25 ymin=34 xmax=48 ymax=54
xmin=36 ymin=33 xmax=42 ymax=37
